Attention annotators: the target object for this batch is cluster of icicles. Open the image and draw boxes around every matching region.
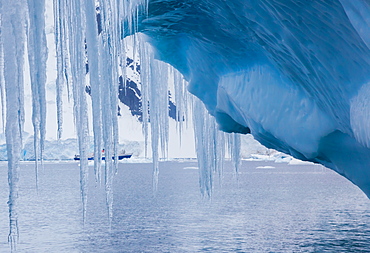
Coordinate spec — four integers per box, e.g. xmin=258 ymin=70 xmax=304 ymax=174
xmin=0 ymin=0 xmax=241 ymax=250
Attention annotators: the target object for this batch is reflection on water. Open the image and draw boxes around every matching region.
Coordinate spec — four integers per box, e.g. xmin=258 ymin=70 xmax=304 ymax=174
xmin=0 ymin=161 xmax=370 ymax=252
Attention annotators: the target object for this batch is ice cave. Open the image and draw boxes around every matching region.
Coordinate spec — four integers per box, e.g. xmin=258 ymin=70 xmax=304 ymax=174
xmin=1 ymin=0 xmax=370 ymax=250
xmin=125 ymin=0 xmax=370 ymax=196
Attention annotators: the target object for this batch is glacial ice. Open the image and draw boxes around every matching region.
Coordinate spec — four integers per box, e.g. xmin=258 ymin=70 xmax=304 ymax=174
xmin=123 ymin=0 xmax=370 ymax=197
xmin=2 ymin=0 xmax=370 ymax=248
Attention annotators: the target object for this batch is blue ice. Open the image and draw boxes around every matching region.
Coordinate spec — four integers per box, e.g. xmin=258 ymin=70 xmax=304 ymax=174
xmin=127 ymin=0 xmax=370 ymax=196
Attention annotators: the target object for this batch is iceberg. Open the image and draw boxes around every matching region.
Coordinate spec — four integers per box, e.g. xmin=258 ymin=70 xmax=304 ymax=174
xmin=125 ymin=0 xmax=370 ymax=196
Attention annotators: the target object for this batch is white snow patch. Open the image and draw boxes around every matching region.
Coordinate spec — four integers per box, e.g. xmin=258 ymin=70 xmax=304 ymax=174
xmin=256 ymin=166 xmax=276 ymax=169
xmin=183 ymin=166 xmax=199 ymax=170
xmin=288 ymin=158 xmax=315 ymax=165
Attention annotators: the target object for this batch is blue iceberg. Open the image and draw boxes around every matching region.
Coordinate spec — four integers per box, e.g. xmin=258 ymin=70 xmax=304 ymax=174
xmin=127 ymin=0 xmax=370 ymax=196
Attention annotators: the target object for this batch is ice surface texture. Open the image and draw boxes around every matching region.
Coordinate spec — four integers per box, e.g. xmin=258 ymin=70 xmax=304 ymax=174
xmin=127 ymin=0 xmax=370 ymax=196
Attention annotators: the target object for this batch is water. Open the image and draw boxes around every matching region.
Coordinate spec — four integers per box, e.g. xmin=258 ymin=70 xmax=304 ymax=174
xmin=0 ymin=160 xmax=370 ymax=252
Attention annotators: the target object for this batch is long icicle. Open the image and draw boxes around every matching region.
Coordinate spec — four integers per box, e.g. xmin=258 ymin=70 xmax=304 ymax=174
xmin=98 ymin=0 xmax=121 ymax=225
xmin=0 ymin=19 xmax=5 ymax=133
xmin=53 ymin=0 xmax=65 ymax=140
xmin=66 ymin=0 xmax=89 ymax=223
xmin=27 ymin=0 xmax=48 ymax=188
xmin=2 ymin=1 xmax=28 ymax=249
xmin=85 ymin=0 xmax=103 ymax=183
xmin=151 ymin=59 xmax=170 ymax=183
xmin=139 ymin=38 xmax=161 ymax=191
xmin=108 ymin=0 xmax=121 ymax=174
xmin=229 ymin=133 xmax=241 ymax=175
xmin=139 ymin=37 xmax=150 ymax=158
xmin=138 ymin=35 xmax=174 ymax=191
xmin=100 ymin=44 xmax=115 ymax=226
xmin=193 ymin=97 xmax=225 ymax=197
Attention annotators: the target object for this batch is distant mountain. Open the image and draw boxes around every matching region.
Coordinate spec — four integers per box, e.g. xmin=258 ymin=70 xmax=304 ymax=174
xmin=86 ymin=56 xmax=179 ymax=122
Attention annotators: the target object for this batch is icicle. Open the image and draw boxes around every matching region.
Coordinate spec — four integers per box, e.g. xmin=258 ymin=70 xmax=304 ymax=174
xmin=215 ymin=129 xmax=225 ymax=180
xmin=100 ymin=44 xmax=115 ymax=224
xmin=54 ymin=0 xmax=73 ymax=117
xmin=173 ymin=69 xmax=188 ymax=144
xmin=149 ymin=60 xmax=160 ymax=190
xmin=139 ymin=38 xmax=150 ymax=158
xmin=27 ymin=0 xmax=48 ymax=187
xmin=114 ymin=1 xmax=124 ymax=173
xmin=225 ymin=132 xmax=241 ymax=185
xmin=158 ymin=64 xmax=169 ymax=159
xmin=173 ymin=71 xmax=184 ymax=142
xmin=53 ymin=0 xmax=65 ymax=140
xmin=0 ymin=26 xmax=5 ymax=133
xmin=138 ymin=36 xmax=170 ymax=191
xmin=97 ymin=0 xmax=123 ymax=223
xmin=193 ymin=97 xmax=226 ymax=197
xmin=103 ymin=0 xmax=120 ymax=174
xmin=118 ymin=0 xmax=127 ymax=80
xmin=111 ymin=58 xmax=120 ymax=176
xmin=2 ymin=1 xmax=28 ymax=248
xmin=89 ymin=0 xmax=128 ymax=219
xmin=65 ymin=0 xmax=89 ymax=223
xmin=84 ymin=0 xmax=102 ymax=183
xmin=149 ymin=60 xmax=170 ymax=160
xmin=61 ymin=0 xmax=73 ymax=101
xmin=228 ymin=133 xmax=241 ymax=175
xmin=193 ymin=98 xmax=212 ymax=197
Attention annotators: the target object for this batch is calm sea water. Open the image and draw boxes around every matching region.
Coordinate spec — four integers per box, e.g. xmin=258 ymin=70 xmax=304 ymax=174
xmin=0 ymin=160 xmax=370 ymax=252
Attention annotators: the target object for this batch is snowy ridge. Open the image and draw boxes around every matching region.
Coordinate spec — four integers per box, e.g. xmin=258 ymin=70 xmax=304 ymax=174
xmin=0 ymin=131 xmax=274 ymax=162
xmin=0 ymin=136 xmax=143 ymax=161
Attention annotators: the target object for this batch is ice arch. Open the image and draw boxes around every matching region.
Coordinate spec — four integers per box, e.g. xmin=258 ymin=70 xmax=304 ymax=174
xmin=2 ymin=0 xmax=370 ymax=248
xmin=127 ymin=0 xmax=370 ymax=196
